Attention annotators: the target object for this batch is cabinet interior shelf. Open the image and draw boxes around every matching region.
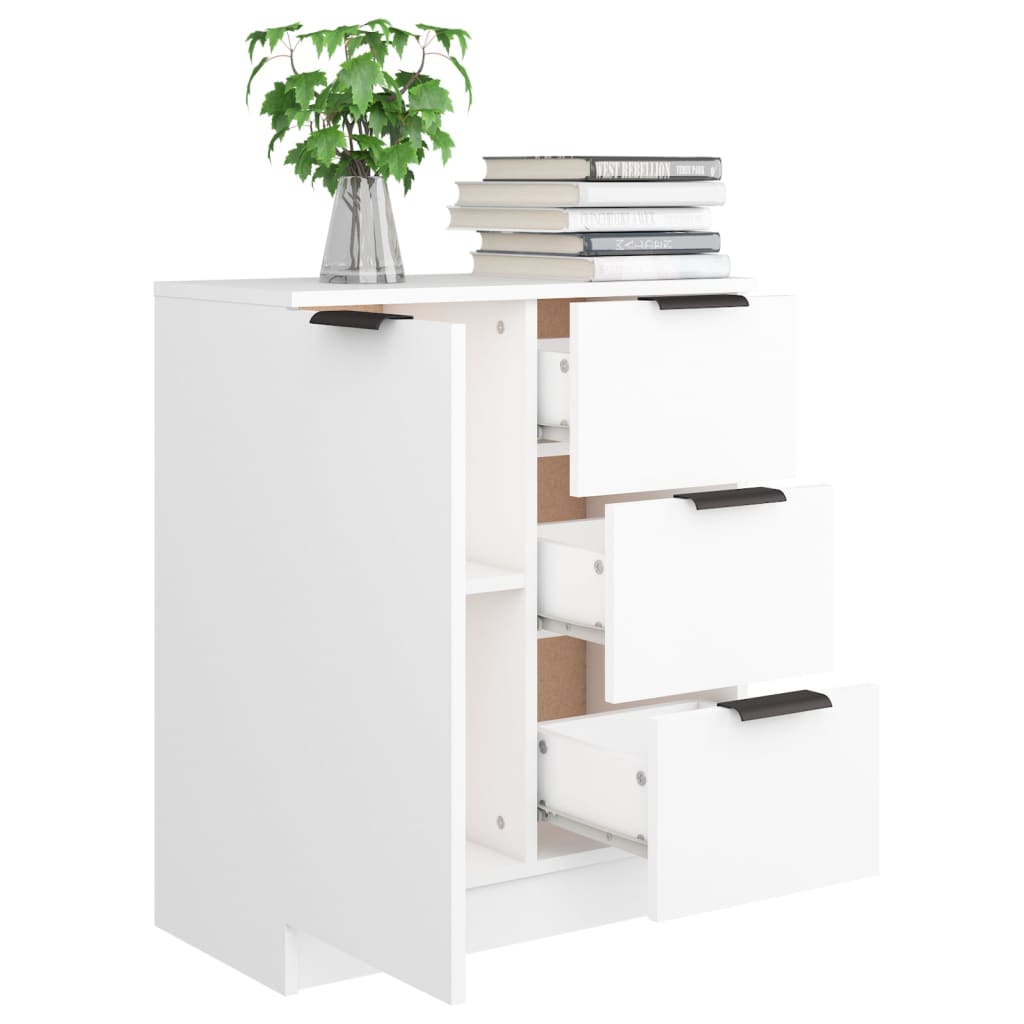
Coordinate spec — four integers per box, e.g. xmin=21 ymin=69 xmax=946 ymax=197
xmin=465 ymin=561 xmax=525 ymax=596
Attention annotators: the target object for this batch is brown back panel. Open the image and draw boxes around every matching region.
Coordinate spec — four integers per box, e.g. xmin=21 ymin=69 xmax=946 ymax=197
xmin=538 ymin=456 xmax=585 ymax=523
xmin=537 ymin=294 xmax=589 ymax=718
xmin=538 ymin=637 xmax=587 ymax=721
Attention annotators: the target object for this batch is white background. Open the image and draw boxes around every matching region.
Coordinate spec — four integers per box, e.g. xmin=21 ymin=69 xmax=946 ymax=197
xmin=2 ymin=0 xmax=1022 ymax=1020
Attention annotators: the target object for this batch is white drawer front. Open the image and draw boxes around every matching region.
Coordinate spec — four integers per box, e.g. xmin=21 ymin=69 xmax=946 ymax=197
xmin=569 ymin=297 xmax=795 ymax=496
xmin=650 ymin=685 xmax=879 ymax=919
xmin=538 ymin=485 xmax=833 ymax=703
xmin=537 ymin=685 xmax=879 ymax=921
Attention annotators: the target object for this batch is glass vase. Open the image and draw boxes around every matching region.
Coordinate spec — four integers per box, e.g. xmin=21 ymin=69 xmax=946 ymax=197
xmin=320 ymin=175 xmax=405 ymax=284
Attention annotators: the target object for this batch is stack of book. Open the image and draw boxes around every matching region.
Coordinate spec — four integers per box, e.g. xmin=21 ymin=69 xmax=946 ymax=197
xmin=449 ymin=156 xmax=728 ymax=282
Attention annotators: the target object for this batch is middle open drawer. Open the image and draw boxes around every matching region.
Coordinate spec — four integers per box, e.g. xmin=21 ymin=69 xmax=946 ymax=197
xmin=538 ymin=485 xmax=833 ymax=703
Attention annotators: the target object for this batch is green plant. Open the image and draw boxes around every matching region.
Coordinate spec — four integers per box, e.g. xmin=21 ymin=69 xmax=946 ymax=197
xmin=245 ymin=19 xmax=471 ymax=195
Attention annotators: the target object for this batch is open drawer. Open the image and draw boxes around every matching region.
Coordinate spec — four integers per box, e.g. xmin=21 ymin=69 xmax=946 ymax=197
xmin=539 ymin=296 xmax=796 ymax=496
xmin=538 ymin=484 xmax=833 ymax=703
xmin=538 ymin=684 xmax=879 ymax=920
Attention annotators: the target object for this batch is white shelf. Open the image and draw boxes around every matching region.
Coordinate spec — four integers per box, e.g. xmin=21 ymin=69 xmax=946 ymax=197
xmin=154 ymin=273 xmax=756 ymax=309
xmin=537 ymin=439 xmax=570 ymax=458
xmin=465 ymin=561 xmax=525 ymax=596
xmin=466 ymin=827 xmax=628 ymax=889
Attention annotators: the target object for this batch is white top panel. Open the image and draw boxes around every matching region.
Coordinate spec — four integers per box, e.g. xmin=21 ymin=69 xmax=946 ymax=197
xmin=154 ymin=273 xmax=755 ymax=308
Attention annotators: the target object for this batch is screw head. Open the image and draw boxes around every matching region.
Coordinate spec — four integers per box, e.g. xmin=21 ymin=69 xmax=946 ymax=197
xmin=636 ymin=770 xmax=647 ymax=786
xmin=538 ymin=739 xmax=548 ymax=754
xmin=496 ymin=815 xmax=505 ymax=830
xmin=559 ymin=358 xmax=569 ymax=373
xmin=594 ymin=559 xmax=604 ymax=575
xmin=496 ymin=320 xmax=505 ymax=334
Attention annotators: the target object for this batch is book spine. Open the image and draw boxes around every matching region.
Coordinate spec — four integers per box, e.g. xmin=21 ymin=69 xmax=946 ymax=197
xmin=591 ymin=253 xmax=731 ymax=282
xmin=565 ymin=209 xmax=711 ymax=231
xmin=588 ymin=158 xmax=723 ymax=181
xmin=582 ymin=233 xmax=720 ymax=255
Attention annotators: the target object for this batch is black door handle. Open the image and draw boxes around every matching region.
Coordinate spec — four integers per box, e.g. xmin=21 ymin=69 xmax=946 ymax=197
xmin=674 ymin=487 xmax=786 ymax=510
xmin=639 ymin=294 xmax=749 ymax=310
xmin=309 ymin=310 xmax=414 ymax=330
xmin=718 ymin=690 xmax=832 ymax=721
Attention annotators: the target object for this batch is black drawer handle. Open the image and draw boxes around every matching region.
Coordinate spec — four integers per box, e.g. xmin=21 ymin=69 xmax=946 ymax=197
xmin=639 ymin=294 xmax=750 ymax=310
xmin=674 ymin=487 xmax=786 ymax=510
xmin=309 ymin=310 xmax=414 ymax=331
xmin=718 ymin=690 xmax=832 ymax=721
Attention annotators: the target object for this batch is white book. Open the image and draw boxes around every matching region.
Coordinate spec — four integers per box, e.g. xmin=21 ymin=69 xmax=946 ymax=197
xmin=448 ymin=205 xmax=714 ymax=232
xmin=483 ymin=155 xmax=722 ymax=181
xmin=472 ymin=251 xmax=731 ymax=282
xmin=477 ymin=231 xmax=720 ymax=256
xmin=456 ymin=180 xmax=726 ymax=208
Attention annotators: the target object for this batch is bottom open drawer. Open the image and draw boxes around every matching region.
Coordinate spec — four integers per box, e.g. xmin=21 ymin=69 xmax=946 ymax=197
xmin=538 ymin=684 xmax=878 ymax=921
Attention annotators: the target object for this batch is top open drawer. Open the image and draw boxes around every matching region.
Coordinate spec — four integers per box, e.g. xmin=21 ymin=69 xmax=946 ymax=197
xmin=546 ymin=296 xmax=796 ymax=496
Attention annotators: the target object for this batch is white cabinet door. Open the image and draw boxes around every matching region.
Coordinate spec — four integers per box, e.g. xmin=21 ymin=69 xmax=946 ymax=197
xmin=649 ymin=685 xmax=879 ymax=919
xmin=606 ymin=486 xmax=832 ymax=701
xmin=569 ymin=297 xmax=795 ymax=496
xmin=156 ymin=301 xmax=465 ymax=1002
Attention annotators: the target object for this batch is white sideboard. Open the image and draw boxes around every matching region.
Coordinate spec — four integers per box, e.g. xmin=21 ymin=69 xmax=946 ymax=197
xmin=154 ymin=274 xmax=878 ymax=1004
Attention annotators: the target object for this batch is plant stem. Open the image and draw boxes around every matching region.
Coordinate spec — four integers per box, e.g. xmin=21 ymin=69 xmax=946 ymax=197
xmin=399 ymin=31 xmax=431 ymax=94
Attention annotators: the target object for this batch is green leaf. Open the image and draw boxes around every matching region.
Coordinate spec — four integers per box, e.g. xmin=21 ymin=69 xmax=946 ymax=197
xmin=415 ymin=23 xmax=470 ymax=58
xmin=260 ymin=81 xmax=297 ymax=117
xmin=267 ymin=128 xmax=288 ymax=160
xmin=324 ymin=27 xmax=349 ymax=57
xmin=402 ymin=118 xmax=424 ymax=148
xmin=402 ymin=167 xmax=415 ymax=194
xmin=417 ymin=109 xmax=442 ymax=134
xmin=265 ymin=22 xmax=301 ymax=51
xmin=306 ymin=126 xmax=346 ymax=163
xmin=246 ymin=55 xmax=270 ymax=104
xmin=385 ymin=139 xmax=419 ymax=181
xmin=352 ymin=134 xmax=385 ymax=161
xmin=340 ymin=52 xmax=381 ymax=113
xmin=353 ymin=30 xmax=389 ymax=63
xmin=366 ymin=103 xmax=389 ymax=136
xmin=407 ymin=79 xmax=452 ymax=113
xmin=447 ymin=54 xmax=472 ymax=107
xmin=285 ymin=71 xmax=327 ymax=108
xmin=246 ymin=30 xmax=267 ymax=61
xmin=391 ymin=28 xmax=411 ymax=56
xmin=284 ymin=140 xmax=315 ymax=181
xmin=313 ymin=160 xmax=351 ymax=196
xmin=302 ymin=30 xmax=327 ymax=57
xmin=428 ymin=127 xmax=455 ymax=164
xmin=451 ymin=29 xmax=470 ymax=58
